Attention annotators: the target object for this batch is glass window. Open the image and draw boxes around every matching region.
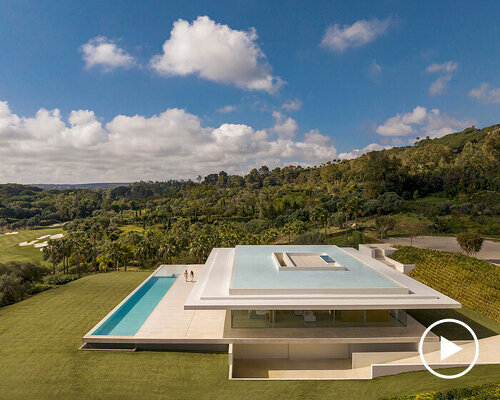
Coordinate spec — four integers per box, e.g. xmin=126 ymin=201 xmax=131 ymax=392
xmin=230 ymin=309 xmax=407 ymax=329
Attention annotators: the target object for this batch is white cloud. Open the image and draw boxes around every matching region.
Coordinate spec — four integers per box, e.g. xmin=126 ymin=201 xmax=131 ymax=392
xmin=375 ymin=106 xmax=427 ymax=136
xmin=321 ymin=17 xmax=392 ymax=52
xmin=425 ymin=61 xmax=458 ymax=95
xmin=0 ymin=98 xmax=337 ymax=183
xmin=338 ymin=143 xmax=391 ymax=160
xmin=303 ymin=129 xmax=332 ymax=146
xmin=80 ymin=36 xmax=135 ymax=72
xmin=281 ymin=99 xmax=302 ymax=111
xmin=375 ymin=106 xmax=474 ymax=139
xmin=216 ymin=105 xmax=236 ymax=113
xmin=150 ymin=16 xmax=283 ymax=93
xmin=468 ymin=83 xmax=500 ymax=104
xmin=270 ymin=111 xmax=298 ymax=138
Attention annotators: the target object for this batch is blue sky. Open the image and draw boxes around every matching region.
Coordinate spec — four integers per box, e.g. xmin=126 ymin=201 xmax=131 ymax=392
xmin=0 ymin=0 xmax=498 ymax=183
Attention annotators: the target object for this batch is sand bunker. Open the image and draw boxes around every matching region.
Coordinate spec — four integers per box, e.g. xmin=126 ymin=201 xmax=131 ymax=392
xmin=34 ymin=241 xmax=48 ymax=248
xmin=4 ymin=232 xmax=19 ymax=235
xmin=19 ymin=240 xmax=38 ymax=247
xmin=49 ymin=233 xmax=64 ymax=239
xmin=36 ymin=234 xmax=51 ymax=240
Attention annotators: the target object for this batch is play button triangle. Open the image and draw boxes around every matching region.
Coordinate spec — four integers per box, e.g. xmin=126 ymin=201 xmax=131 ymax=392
xmin=440 ymin=336 xmax=463 ymax=360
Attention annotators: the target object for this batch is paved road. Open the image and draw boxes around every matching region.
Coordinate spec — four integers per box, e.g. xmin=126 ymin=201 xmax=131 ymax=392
xmin=382 ymin=236 xmax=500 ymax=265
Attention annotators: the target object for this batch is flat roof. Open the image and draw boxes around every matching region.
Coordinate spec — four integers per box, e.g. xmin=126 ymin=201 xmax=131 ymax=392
xmin=184 ymin=246 xmax=461 ymax=310
xmin=231 ymin=245 xmax=407 ymax=294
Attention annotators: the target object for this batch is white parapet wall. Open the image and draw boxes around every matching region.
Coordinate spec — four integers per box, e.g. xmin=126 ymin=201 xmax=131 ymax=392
xmin=358 ymin=244 xmax=415 ymax=274
xmin=156 ymin=264 xmax=204 ymax=277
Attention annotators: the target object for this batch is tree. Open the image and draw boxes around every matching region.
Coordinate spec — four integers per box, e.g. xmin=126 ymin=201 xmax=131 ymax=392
xmin=290 ymin=220 xmax=307 ymax=238
xmin=349 ymin=195 xmax=365 ymax=230
xmin=87 ymin=223 xmax=103 ymax=271
xmin=159 ymin=233 xmax=179 ymax=264
xmin=396 ymin=218 xmax=428 ymax=246
xmin=457 ymin=232 xmax=484 ymax=256
xmin=282 ymin=223 xmax=294 ymax=244
xmin=310 ymin=207 xmax=329 ymax=243
xmin=338 ymin=194 xmax=353 ymax=245
xmin=375 ymin=216 xmax=395 ymax=239
xmin=43 ymin=240 xmax=62 ymax=275
xmin=103 ymin=241 xmax=123 ymax=271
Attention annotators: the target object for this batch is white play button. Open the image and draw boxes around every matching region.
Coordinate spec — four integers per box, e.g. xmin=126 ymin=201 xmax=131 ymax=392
xmin=419 ymin=318 xmax=479 ymax=379
xmin=440 ymin=336 xmax=462 ymax=360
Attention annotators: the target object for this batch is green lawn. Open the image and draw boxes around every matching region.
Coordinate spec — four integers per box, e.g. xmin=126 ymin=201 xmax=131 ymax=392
xmin=0 ymin=227 xmax=64 ymax=264
xmin=0 ymin=272 xmax=499 ymax=400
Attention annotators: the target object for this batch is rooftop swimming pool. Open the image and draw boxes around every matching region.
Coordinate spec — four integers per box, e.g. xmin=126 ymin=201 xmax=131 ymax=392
xmin=230 ymin=245 xmax=404 ymax=290
xmin=92 ymin=275 xmax=177 ymax=336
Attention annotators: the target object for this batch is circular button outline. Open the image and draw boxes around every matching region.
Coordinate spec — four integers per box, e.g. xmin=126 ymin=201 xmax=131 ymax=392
xmin=418 ymin=318 xmax=479 ymax=379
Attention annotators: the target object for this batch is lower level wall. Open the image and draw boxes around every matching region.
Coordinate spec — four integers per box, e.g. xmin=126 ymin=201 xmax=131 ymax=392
xmin=232 ymin=343 xmax=416 ymax=361
xmin=289 ymin=344 xmax=349 ymax=360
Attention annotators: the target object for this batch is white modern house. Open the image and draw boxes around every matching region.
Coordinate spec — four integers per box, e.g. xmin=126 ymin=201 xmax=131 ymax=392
xmin=84 ymin=244 xmax=465 ymax=379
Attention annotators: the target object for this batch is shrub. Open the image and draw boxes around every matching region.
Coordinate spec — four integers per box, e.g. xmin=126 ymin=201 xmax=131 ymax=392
xmin=352 ymin=231 xmax=363 ymax=248
xmin=0 ymin=261 xmax=49 ymax=307
xmin=380 ymin=380 xmax=500 ymax=399
xmin=457 ymin=232 xmax=484 ymax=256
xmin=293 ymin=232 xmax=324 ymax=245
xmin=44 ymin=273 xmax=83 ymax=286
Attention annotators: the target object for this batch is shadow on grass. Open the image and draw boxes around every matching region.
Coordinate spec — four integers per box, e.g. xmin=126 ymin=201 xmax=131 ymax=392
xmin=408 ymin=308 xmax=500 ymax=340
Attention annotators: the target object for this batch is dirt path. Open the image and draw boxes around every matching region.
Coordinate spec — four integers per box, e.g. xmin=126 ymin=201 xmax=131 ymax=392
xmin=382 ymin=236 xmax=500 ymax=265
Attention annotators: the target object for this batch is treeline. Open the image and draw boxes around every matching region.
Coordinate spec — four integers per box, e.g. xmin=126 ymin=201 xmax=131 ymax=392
xmin=0 ymin=124 xmax=498 ymax=232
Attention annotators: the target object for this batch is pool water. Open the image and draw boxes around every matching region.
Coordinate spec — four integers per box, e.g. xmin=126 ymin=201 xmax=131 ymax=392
xmin=93 ymin=276 xmax=177 ymax=336
xmin=231 ymin=245 xmax=403 ymax=289
xmin=320 ymin=254 xmax=335 ymax=263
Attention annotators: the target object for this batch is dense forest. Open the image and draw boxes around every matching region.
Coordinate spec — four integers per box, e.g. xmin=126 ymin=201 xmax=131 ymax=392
xmin=0 ymin=124 xmax=498 ymax=286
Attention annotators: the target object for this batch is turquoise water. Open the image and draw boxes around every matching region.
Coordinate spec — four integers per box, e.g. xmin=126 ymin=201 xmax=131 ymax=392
xmin=93 ymin=276 xmax=177 ymax=336
xmin=231 ymin=245 xmax=402 ymax=289
xmin=320 ymin=254 xmax=334 ymax=263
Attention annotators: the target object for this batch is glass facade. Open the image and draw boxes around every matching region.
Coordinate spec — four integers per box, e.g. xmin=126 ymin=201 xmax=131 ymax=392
xmin=231 ymin=309 xmax=407 ymax=329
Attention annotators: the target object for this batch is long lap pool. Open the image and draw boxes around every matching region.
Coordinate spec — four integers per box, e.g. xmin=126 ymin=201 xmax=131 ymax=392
xmin=93 ymin=275 xmax=177 ymax=336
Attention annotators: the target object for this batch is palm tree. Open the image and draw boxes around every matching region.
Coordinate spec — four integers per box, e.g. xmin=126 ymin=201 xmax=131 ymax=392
xmin=291 ymin=220 xmax=307 ymax=238
xmin=87 ymin=223 xmax=103 ymax=271
xmin=349 ymin=196 xmax=365 ymax=231
xmin=338 ymin=194 xmax=353 ymax=245
xmin=104 ymin=241 xmax=123 ymax=271
xmin=43 ymin=240 xmax=62 ymax=275
xmin=310 ymin=207 xmax=329 ymax=243
xmin=188 ymin=234 xmax=206 ymax=263
xmin=262 ymin=228 xmax=279 ymax=245
xmin=159 ymin=234 xmax=179 ymax=264
xmin=282 ymin=223 xmax=293 ymax=244
xmin=58 ymin=237 xmax=72 ymax=274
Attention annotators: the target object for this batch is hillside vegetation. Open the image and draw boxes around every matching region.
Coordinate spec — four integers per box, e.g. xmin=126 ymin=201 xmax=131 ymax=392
xmin=391 ymin=247 xmax=500 ymax=321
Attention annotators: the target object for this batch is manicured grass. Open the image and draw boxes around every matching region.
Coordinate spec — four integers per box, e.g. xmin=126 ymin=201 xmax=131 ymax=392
xmin=0 ymin=272 xmax=499 ymax=400
xmin=0 ymin=227 xmax=64 ymax=264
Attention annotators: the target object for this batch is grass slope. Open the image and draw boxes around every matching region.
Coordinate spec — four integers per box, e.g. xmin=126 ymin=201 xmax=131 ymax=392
xmin=0 ymin=272 xmax=499 ymax=400
xmin=392 ymin=247 xmax=500 ymax=321
xmin=0 ymin=227 xmax=64 ymax=264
